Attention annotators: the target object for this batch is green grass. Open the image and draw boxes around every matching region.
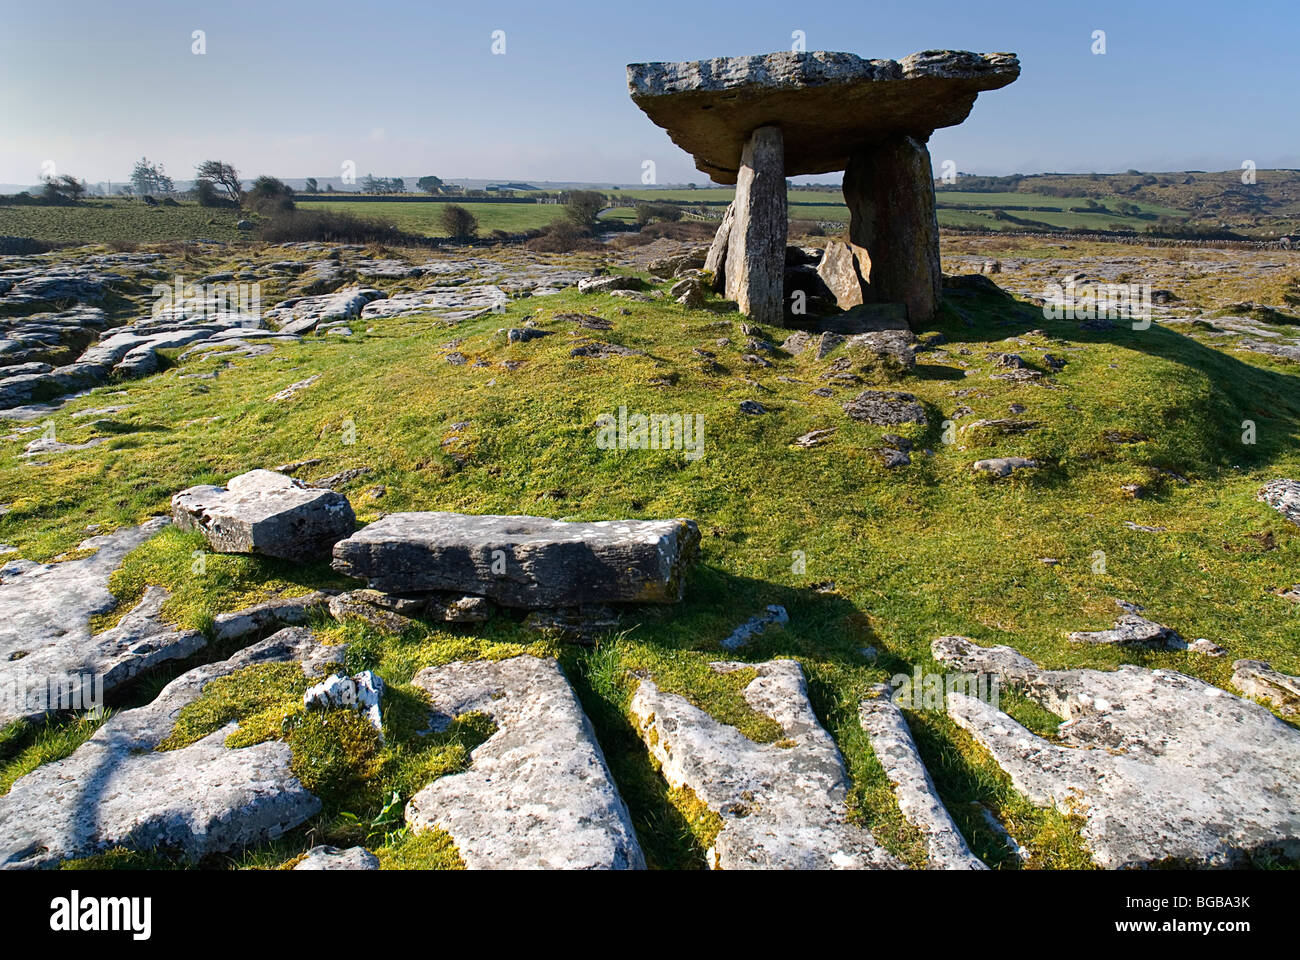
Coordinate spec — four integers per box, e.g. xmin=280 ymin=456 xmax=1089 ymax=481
xmin=0 ymin=186 xmax=1195 ymax=247
xmin=2 ymin=236 xmax=1298 ymax=868
xmin=0 ymin=198 xmax=246 ymax=243
xmin=297 ymin=200 xmax=569 ymax=237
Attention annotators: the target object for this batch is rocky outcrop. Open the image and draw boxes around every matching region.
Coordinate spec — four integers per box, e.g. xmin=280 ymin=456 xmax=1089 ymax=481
xmin=843 ymin=389 xmax=927 ymax=426
xmin=972 ymin=457 xmax=1039 ymax=477
xmin=331 ymin=513 xmax=698 ymax=608
xmin=264 ymin=287 xmax=384 ymax=335
xmin=172 ymin=469 xmax=355 ymax=563
xmin=932 ymin=635 xmax=1300 ymax=868
xmin=0 ymin=627 xmax=343 ymax=869
xmin=630 ymin=659 xmax=901 ymax=870
xmin=0 ymin=519 xmax=170 ymax=727
xmin=1258 ymin=478 xmax=1300 ymax=528
xmin=1232 ymin=659 xmax=1300 ymax=716
xmin=405 ymin=656 xmax=644 ymax=869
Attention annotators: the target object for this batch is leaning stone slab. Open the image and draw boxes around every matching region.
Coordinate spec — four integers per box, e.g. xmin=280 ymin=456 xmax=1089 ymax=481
xmin=627 ymin=50 xmax=1019 ymax=183
xmin=293 ymin=845 xmax=379 ymax=870
xmin=858 ymin=688 xmax=986 ymax=870
xmin=816 ymin=239 xmax=869 ymax=309
xmin=1232 ymin=659 xmax=1300 ymax=716
xmin=332 ymin=513 xmax=699 ymax=608
xmin=631 ymin=659 xmax=901 ymax=870
xmin=172 ymin=469 xmax=355 ymax=563
xmin=405 ymin=656 xmax=644 ymax=869
xmin=932 ymin=635 xmax=1300 ymax=868
xmin=0 ymin=627 xmax=343 ymax=869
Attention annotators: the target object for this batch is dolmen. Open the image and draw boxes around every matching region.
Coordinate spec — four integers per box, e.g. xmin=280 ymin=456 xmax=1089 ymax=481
xmin=627 ymin=50 xmax=1019 ymax=327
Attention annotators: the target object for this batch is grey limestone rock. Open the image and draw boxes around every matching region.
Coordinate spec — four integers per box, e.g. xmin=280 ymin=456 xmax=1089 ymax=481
xmin=405 ymin=656 xmax=643 ymax=869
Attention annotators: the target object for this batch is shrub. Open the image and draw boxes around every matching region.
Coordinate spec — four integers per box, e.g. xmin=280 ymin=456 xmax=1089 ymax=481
xmin=565 ymin=190 xmax=606 ymax=227
xmin=439 ymin=204 xmax=479 ymax=241
xmin=634 ymin=202 xmax=684 ymax=225
xmin=257 ymin=209 xmax=400 ymax=244
xmin=245 ymin=176 xmax=295 ymax=215
xmin=525 ymin=220 xmax=604 ymax=253
xmin=788 ymin=219 xmax=826 ymax=237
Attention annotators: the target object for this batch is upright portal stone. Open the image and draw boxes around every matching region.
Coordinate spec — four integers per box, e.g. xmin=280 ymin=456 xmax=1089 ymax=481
xmin=845 ymin=136 xmax=942 ymax=326
xmin=724 ymin=127 xmax=787 ymax=325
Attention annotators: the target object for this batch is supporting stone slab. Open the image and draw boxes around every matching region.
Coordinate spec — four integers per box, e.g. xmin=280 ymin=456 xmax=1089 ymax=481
xmin=725 ymin=126 xmax=787 ymax=326
xmin=844 ymin=135 xmax=942 ymax=327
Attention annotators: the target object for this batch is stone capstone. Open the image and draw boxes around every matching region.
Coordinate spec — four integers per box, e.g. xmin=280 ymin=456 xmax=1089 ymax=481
xmin=627 ymin=50 xmax=1020 ymax=183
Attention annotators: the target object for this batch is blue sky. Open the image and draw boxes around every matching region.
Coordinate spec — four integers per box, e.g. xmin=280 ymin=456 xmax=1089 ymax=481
xmin=2 ymin=0 xmax=1297 ymax=186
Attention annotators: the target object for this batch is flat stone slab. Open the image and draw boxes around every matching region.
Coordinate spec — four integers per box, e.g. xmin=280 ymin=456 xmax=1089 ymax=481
xmin=932 ymin=635 xmax=1300 ymax=868
xmin=0 ymin=627 xmax=343 ymax=869
xmin=172 ymin=469 xmax=355 ymax=563
xmin=630 ymin=659 xmax=901 ymax=870
xmin=1067 ymin=600 xmax=1183 ymax=649
xmin=628 ymin=50 xmax=1019 ymax=182
xmin=332 ymin=513 xmax=699 ymax=608
xmin=859 ymin=690 xmax=986 ymax=869
xmin=405 ymin=656 xmax=644 ymax=869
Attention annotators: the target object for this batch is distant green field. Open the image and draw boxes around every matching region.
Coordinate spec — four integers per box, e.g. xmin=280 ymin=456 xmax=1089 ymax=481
xmin=0 ymin=199 xmax=245 ymax=243
xmin=0 ymin=185 xmax=1195 ymax=247
xmin=297 ymin=200 xmax=568 ymax=237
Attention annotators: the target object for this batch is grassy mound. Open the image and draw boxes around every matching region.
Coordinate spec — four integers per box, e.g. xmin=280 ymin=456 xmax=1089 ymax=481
xmin=2 ymin=239 xmax=1298 ymax=869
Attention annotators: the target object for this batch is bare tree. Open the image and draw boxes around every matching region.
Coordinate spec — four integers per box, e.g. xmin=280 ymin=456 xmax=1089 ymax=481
xmin=195 ymin=160 xmax=242 ymax=203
